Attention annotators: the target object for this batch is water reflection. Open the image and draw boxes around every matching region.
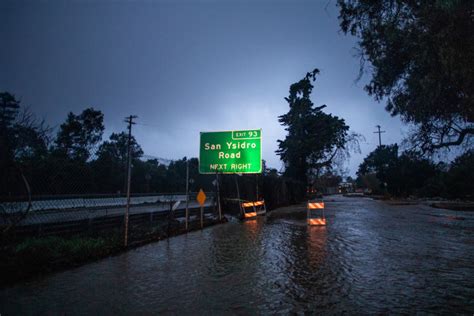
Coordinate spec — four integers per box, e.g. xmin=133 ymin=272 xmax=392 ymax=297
xmin=242 ymin=217 xmax=261 ymax=240
xmin=1 ymin=196 xmax=473 ymax=314
xmin=307 ymin=225 xmax=327 ymax=267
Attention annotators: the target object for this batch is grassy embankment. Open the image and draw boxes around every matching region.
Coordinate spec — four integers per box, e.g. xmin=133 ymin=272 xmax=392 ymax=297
xmin=0 ymin=217 xmax=227 ymax=287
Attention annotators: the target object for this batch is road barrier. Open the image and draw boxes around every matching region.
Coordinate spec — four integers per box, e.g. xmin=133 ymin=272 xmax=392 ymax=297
xmin=307 ymin=200 xmax=326 ymax=226
xmin=241 ymin=200 xmax=266 ymax=219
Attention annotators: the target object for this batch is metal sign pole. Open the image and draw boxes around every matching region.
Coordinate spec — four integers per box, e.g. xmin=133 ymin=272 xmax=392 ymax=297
xmin=235 ymin=175 xmax=242 ymax=216
xmin=197 ymin=189 xmax=206 ymax=230
xmin=200 ymin=205 xmax=203 ymax=229
xmin=216 ymin=172 xmax=222 ymax=221
xmin=256 ymin=174 xmax=259 ymax=201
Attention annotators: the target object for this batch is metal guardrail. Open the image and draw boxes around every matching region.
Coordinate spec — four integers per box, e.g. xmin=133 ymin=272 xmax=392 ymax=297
xmin=0 ymin=192 xmax=215 ymax=213
xmin=10 ymin=204 xmax=217 ymax=239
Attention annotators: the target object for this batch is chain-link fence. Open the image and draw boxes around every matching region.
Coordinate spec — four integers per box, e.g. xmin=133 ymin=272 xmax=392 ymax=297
xmin=1 ymin=152 xmax=305 ymax=243
xmin=0 ymin=142 xmax=223 ymax=243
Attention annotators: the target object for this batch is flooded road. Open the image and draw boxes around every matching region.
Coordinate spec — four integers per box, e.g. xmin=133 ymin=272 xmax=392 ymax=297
xmin=1 ymin=196 xmax=473 ymax=314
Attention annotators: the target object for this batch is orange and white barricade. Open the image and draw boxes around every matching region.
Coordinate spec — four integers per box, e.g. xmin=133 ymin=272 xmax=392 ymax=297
xmin=241 ymin=200 xmax=266 ymax=219
xmin=307 ymin=200 xmax=326 ymax=226
xmin=254 ymin=200 xmax=266 ymax=216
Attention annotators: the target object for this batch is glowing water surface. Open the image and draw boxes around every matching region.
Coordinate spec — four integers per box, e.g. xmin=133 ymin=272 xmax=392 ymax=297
xmin=1 ymin=196 xmax=473 ymax=314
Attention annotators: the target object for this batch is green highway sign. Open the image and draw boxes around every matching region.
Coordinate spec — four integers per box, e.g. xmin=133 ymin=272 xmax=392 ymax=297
xmin=199 ymin=129 xmax=262 ymax=174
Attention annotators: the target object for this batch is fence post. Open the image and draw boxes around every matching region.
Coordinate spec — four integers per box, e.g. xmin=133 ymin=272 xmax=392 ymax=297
xmin=38 ymin=223 xmax=43 ymax=237
xmin=88 ymin=216 xmax=93 ymax=233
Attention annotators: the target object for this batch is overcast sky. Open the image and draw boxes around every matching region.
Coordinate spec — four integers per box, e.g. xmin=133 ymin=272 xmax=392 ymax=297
xmin=1 ymin=0 xmax=406 ymax=176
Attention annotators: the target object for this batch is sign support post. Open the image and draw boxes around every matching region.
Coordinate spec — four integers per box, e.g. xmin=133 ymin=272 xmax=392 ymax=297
xmin=235 ymin=175 xmax=242 ymax=217
xmin=216 ymin=172 xmax=222 ymax=221
xmin=256 ymin=174 xmax=259 ymax=201
xmin=200 ymin=205 xmax=203 ymax=229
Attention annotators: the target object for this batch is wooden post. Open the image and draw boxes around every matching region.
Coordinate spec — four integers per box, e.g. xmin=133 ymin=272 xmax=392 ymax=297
xmin=185 ymin=159 xmax=189 ymax=231
xmin=124 ymin=115 xmax=137 ymax=248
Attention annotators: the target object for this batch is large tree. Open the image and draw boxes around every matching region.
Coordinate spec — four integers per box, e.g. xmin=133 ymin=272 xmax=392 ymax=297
xmin=0 ymin=93 xmax=51 ymax=231
xmin=357 ymin=144 xmax=440 ymax=196
xmin=444 ymin=150 xmax=474 ymax=198
xmin=0 ymin=93 xmax=50 ymax=196
xmin=277 ymin=69 xmax=351 ymax=185
xmin=54 ymin=108 xmax=104 ymax=161
xmin=338 ymin=0 xmax=474 ymax=152
xmin=0 ymin=93 xmax=20 ymax=169
xmin=357 ymin=144 xmax=400 ymax=190
xmin=92 ymin=132 xmax=143 ymax=193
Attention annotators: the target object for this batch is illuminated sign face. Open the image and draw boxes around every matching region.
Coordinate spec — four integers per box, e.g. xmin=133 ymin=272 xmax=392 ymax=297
xmin=199 ymin=129 xmax=262 ymax=174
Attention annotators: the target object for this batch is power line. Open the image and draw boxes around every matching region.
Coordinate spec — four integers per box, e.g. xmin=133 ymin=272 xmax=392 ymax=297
xmin=135 ymin=122 xmax=162 ymax=128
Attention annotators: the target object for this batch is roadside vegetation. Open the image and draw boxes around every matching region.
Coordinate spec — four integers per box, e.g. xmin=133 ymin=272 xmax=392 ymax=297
xmin=355 ymin=145 xmax=473 ymax=199
xmin=0 ymin=234 xmax=120 ymax=286
xmin=0 ymin=215 xmax=227 ymax=287
xmin=337 ymin=0 xmax=473 ymax=200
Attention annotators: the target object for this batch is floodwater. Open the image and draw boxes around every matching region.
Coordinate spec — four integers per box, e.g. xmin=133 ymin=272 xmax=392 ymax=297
xmin=1 ymin=196 xmax=473 ymax=314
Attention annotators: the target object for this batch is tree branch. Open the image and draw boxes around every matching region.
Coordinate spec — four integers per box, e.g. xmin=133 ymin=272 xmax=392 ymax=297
xmin=431 ymin=128 xmax=474 ymax=149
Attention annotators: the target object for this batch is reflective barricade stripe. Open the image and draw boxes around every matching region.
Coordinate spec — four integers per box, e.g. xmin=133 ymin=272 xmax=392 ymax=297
xmin=244 ymin=212 xmax=257 ymax=218
xmin=308 ymin=202 xmax=324 ymax=209
xmin=242 ymin=200 xmax=265 ymax=208
xmin=307 ymin=218 xmax=326 ymax=226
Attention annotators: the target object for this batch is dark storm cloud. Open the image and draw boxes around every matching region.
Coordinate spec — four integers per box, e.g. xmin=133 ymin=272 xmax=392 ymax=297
xmin=1 ymin=0 xmax=405 ymax=175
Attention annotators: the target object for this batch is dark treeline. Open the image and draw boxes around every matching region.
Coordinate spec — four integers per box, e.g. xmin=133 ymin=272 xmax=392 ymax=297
xmin=1 ymin=70 xmax=361 ymax=205
xmin=0 ymin=92 xmax=204 ymax=196
xmin=356 ymin=144 xmax=473 ymax=199
xmin=0 ymin=92 xmax=304 ymax=209
xmin=0 ymin=92 xmax=211 ymax=196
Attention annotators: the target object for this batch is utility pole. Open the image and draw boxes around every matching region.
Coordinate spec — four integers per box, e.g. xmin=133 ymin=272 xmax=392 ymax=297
xmin=124 ymin=115 xmax=137 ymax=247
xmin=374 ymin=125 xmax=386 ymax=147
xmin=185 ymin=159 xmax=189 ymax=230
